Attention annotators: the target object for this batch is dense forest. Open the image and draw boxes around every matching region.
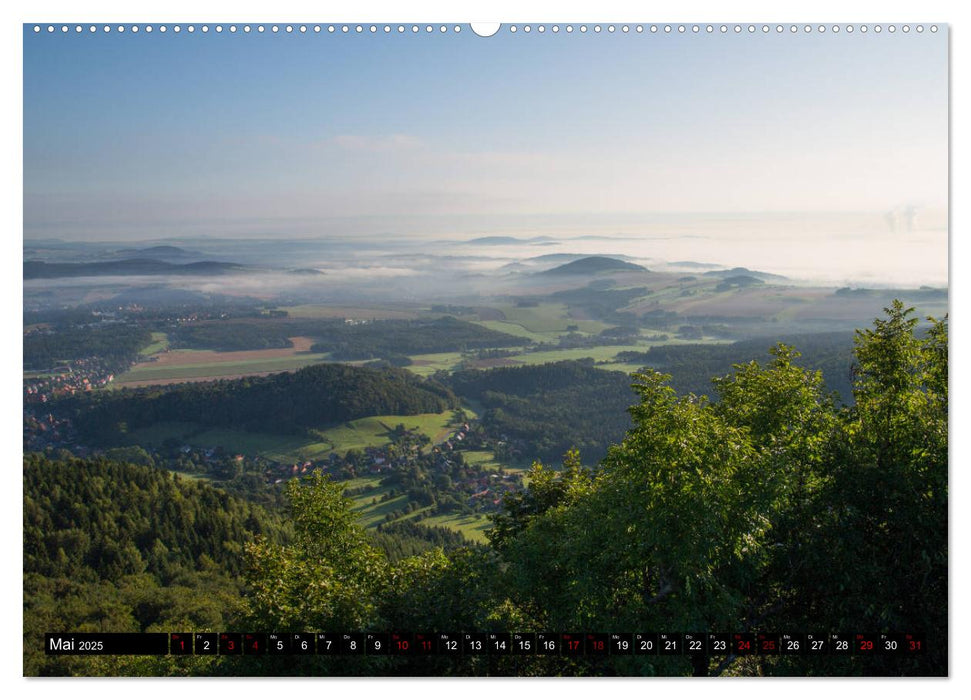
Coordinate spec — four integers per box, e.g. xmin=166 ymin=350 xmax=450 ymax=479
xmin=447 ymin=361 xmax=638 ymax=463
xmin=24 ymin=304 xmax=947 ymax=676
xmin=307 ymin=317 xmax=524 ymax=360
xmin=168 ymin=316 xmax=524 ymax=355
xmin=170 ymin=321 xmax=295 ymax=351
xmin=23 ymin=324 xmax=152 ymax=371
xmin=615 ymin=331 xmax=857 ymax=402
xmin=23 ymin=456 xmax=291 ymax=676
xmin=67 ymin=363 xmax=459 ymax=441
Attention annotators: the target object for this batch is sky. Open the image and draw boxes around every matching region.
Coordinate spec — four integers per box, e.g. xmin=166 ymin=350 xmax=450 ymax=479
xmin=23 ymin=24 xmax=948 ymax=241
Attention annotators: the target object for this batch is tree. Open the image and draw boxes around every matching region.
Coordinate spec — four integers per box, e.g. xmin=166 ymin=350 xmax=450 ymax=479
xmin=244 ymin=470 xmax=388 ymax=631
xmin=490 ymin=303 xmax=947 ymax=675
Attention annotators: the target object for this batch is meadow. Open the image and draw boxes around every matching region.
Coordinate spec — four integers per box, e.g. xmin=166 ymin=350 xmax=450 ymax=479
xmin=121 ymin=411 xmax=456 ymax=463
xmin=114 ymin=336 xmax=331 ymax=386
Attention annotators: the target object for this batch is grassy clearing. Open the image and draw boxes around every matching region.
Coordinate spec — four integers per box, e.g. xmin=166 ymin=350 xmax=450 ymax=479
xmin=475 ymin=320 xmax=555 ymax=344
xmin=461 ymin=449 xmax=505 ymax=472
xmin=496 ymin=303 xmax=571 ymax=332
xmin=405 ymin=352 xmax=465 ymax=377
xmin=351 ymin=490 xmax=409 ymax=529
xmin=491 ymin=303 xmax=612 ymax=335
xmin=597 ymin=362 xmax=651 ymax=375
xmin=119 ymin=411 xmax=456 ymax=462
xmin=321 ymin=411 xmax=455 ymax=452
xmin=138 ymin=332 xmax=169 ymax=357
xmin=419 ymin=512 xmax=492 ymax=542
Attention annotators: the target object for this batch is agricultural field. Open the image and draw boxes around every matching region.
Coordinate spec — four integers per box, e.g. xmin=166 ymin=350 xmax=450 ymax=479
xmin=417 ymin=512 xmax=491 ymax=542
xmin=475 ymin=320 xmax=556 ymax=343
xmin=120 ymin=411 xmax=457 ymax=463
xmin=316 ymin=412 xmax=455 ymax=453
xmin=504 ymin=345 xmax=647 ymax=366
xmin=341 ymin=474 xmax=494 ymax=542
xmin=348 ymin=482 xmax=411 ymax=529
xmin=113 ymin=336 xmax=331 ymax=386
xmin=404 ymin=352 xmax=466 ymax=377
xmin=484 ymin=302 xmax=612 ymax=337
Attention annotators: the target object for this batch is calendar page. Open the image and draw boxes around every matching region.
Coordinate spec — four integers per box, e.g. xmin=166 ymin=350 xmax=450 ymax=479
xmin=21 ymin=15 xmax=948 ymax=680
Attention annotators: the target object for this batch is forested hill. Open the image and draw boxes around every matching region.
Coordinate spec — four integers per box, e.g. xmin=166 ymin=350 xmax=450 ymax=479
xmin=24 ymin=258 xmax=248 ymax=279
xmin=23 ymin=454 xmax=290 ymax=582
xmin=615 ymin=332 xmax=856 ymax=402
xmin=24 ymin=324 xmax=153 ymax=371
xmin=540 ymin=256 xmax=647 ymax=275
xmin=68 ymin=363 xmax=459 ymax=441
xmin=447 ymin=361 xmax=637 ymax=463
xmin=23 ymin=454 xmax=290 ymax=676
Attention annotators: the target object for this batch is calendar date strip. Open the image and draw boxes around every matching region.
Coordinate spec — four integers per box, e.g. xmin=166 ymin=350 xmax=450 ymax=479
xmin=46 ymin=632 xmax=925 ymax=656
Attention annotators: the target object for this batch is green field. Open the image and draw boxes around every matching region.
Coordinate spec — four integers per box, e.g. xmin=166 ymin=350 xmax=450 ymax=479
xmin=597 ymin=362 xmax=652 ymax=375
xmin=114 ymin=352 xmax=333 ymax=384
xmin=475 ymin=320 xmax=555 ymax=343
xmin=138 ymin=332 xmax=170 ymax=356
xmin=418 ymin=512 xmax=491 ymax=542
xmin=505 ymin=345 xmax=647 ymax=366
xmin=497 ymin=303 xmax=609 ymax=334
xmin=461 ymin=449 xmax=513 ymax=472
xmin=405 ymin=352 xmax=465 ymax=377
xmin=121 ymin=411 xmax=457 ymax=463
xmin=317 ymin=412 xmax=456 ymax=454
xmin=341 ymin=477 xmax=492 ymax=542
xmin=349 ymin=484 xmax=411 ymax=529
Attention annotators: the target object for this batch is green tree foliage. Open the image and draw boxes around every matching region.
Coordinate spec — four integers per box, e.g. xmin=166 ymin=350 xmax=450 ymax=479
xmin=23 ymin=324 xmax=152 ymax=371
xmin=309 ymin=317 xmax=523 ymax=359
xmin=244 ymin=471 xmax=389 ymax=631
xmin=170 ymin=316 xmax=522 ymax=355
xmin=67 ymin=363 xmax=459 ymax=441
xmin=770 ymin=302 xmax=948 ymax=674
xmin=447 ymin=361 xmax=637 ymax=462
xmin=170 ymin=321 xmax=294 ymax=351
xmin=491 ymin=303 xmax=946 ymax=676
xmin=615 ymin=331 xmax=856 ymax=403
xmin=23 ymin=454 xmax=289 ymax=676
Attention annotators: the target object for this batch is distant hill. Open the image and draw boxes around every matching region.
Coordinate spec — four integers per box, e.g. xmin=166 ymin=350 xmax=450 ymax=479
xmin=114 ymin=245 xmax=195 ymax=260
xmin=702 ymin=266 xmax=787 ymax=282
xmin=24 ymin=258 xmax=248 ymax=279
xmin=716 ymin=275 xmax=765 ymax=291
xmin=540 ymin=256 xmax=648 ymax=276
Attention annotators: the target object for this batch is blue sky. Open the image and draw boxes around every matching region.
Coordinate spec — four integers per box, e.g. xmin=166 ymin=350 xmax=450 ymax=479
xmin=23 ymin=24 xmax=948 ymax=240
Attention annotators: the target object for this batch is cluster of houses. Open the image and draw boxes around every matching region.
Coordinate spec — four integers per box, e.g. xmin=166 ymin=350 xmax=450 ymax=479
xmin=23 ymin=358 xmax=115 ymax=404
xmin=23 ymin=410 xmax=77 ymax=453
xmin=253 ymin=421 xmax=524 ymax=512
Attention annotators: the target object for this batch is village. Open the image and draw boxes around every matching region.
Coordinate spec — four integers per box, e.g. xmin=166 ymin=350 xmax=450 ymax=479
xmin=22 ymin=390 xmax=526 ymax=523
xmin=23 ymin=356 xmax=116 ymax=405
